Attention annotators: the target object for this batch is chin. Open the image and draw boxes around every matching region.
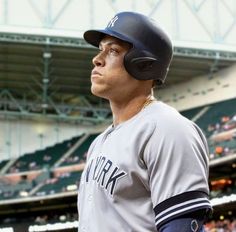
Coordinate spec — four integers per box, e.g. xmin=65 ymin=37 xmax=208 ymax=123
xmin=91 ymin=88 xmax=109 ymax=100
xmin=91 ymin=86 xmax=106 ymax=98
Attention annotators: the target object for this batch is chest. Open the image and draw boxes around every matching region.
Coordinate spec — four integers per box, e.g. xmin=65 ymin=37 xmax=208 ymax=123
xmin=80 ymin=127 xmax=151 ymax=197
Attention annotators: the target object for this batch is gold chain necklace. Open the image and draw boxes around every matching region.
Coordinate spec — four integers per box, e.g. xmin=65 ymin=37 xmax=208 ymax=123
xmin=142 ymin=96 xmax=157 ymax=110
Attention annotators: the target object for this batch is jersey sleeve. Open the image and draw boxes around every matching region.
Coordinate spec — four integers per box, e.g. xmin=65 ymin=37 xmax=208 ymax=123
xmin=143 ymin=117 xmax=212 ymax=229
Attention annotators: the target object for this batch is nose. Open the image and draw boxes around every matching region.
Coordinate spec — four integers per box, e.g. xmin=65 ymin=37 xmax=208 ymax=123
xmin=92 ymin=52 xmax=105 ymax=67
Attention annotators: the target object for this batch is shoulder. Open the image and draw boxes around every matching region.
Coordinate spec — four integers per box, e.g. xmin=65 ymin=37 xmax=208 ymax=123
xmin=144 ymin=101 xmax=192 ymax=127
xmin=143 ymin=101 xmax=206 ymax=141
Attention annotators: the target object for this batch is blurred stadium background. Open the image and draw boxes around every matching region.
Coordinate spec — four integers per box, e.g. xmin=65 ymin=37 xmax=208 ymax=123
xmin=0 ymin=0 xmax=236 ymax=231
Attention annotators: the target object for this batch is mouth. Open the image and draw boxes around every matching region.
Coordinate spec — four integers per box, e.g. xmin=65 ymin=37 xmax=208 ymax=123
xmin=91 ymin=70 xmax=102 ymax=83
xmin=91 ymin=70 xmax=102 ymax=77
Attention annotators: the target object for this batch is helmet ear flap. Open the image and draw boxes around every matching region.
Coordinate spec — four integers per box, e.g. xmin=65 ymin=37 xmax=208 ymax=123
xmin=124 ymin=49 xmax=164 ymax=84
xmin=131 ymin=57 xmax=157 ymax=72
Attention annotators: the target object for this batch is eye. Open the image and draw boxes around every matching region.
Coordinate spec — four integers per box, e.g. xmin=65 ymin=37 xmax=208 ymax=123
xmin=109 ymin=47 xmax=119 ymax=55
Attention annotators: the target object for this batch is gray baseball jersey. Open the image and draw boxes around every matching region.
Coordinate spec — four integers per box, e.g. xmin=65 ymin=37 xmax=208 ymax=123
xmin=78 ymin=101 xmax=212 ymax=232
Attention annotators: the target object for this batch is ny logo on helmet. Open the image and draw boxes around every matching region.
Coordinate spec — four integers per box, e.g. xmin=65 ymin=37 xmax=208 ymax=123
xmin=107 ymin=15 xmax=118 ymax=28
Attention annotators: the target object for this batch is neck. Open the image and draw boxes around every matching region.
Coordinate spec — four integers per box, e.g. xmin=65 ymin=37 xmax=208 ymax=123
xmin=110 ymin=94 xmax=156 ymax=127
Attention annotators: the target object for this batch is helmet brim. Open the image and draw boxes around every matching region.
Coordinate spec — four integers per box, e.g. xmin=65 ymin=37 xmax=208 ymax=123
xmin=83 ymin=30 xmax=105 ymax=47
xmin=83 ymin=29 xmax=132 ymax=48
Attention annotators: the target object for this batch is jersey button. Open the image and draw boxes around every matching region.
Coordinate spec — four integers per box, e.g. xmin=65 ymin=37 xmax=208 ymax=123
xmin=88 ymin=194 xmax=93 ymax=201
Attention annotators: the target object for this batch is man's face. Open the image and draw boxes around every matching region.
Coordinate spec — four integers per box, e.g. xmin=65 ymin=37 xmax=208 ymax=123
xmin=90 ymin=35 xmax=144 ymax=102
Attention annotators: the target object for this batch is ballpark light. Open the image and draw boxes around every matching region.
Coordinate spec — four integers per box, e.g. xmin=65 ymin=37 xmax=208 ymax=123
xmin=0 ymin=228 xmax=14 ymax=232
xmin=210 ymin=194 xmax=236 ymax=206
xmin=66 ymin=184 xmax=78 ymax=191
xmin=28 ymin=221 xmax=78 ymax=232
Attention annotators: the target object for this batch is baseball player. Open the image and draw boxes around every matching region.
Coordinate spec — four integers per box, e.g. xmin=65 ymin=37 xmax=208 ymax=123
xmin=78 ymin=11 xmax=212 ymax=232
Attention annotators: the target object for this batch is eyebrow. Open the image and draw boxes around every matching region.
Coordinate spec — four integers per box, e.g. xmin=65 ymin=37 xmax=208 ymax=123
xmin=99 ymin=39 xmax=132 ymax=50
xmin=99 ymin=40 xmax=122 ymax=48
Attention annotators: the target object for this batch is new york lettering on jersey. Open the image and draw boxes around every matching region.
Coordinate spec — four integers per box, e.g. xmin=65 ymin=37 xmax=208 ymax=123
xmin=84 ymin=155 xmax=127 ymax=195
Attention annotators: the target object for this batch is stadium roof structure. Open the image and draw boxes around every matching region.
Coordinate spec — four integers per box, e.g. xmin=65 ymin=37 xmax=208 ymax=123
xmin=0 ymin=32 xmax=236 ymax=125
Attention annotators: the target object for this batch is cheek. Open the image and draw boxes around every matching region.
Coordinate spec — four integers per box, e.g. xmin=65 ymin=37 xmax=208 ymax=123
xmin=107 ymin=60 xmax=130 ymax=81
xmin=107 ymin=55 xmax=125 ymax=70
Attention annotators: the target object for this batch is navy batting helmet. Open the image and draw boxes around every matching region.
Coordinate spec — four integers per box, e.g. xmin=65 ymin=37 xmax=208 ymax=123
xmin=83 ymin=11 xmax=173 ymax=85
